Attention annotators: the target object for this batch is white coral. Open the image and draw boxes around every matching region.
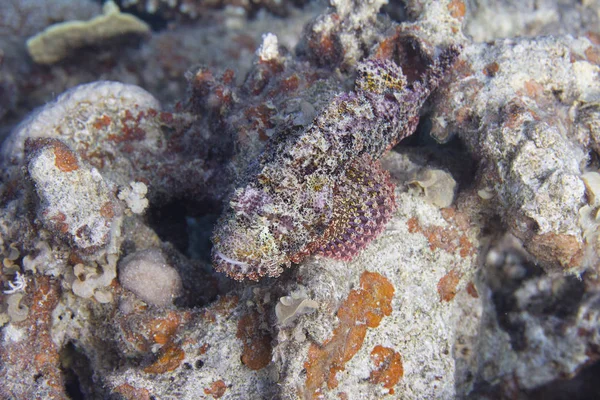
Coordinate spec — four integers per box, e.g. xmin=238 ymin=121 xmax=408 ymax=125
xmin=3 ymin=272 xmax=26 ymax=294
xmin=275 ymin=291 xmax=319 ymax=326
xmin=71 ymin=254 xmax=118 ymax=302
xmin=118 ymin=181 xmax=149 ymax=214
xmin=256 ymin=33 xmax=280 ymax=61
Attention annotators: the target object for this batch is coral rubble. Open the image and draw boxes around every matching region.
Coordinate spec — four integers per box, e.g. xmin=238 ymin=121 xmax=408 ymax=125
xmin=1 ymin=0 xmax=600 ymax=399
xmin=26 ymin=1 xmax=150 ymax=65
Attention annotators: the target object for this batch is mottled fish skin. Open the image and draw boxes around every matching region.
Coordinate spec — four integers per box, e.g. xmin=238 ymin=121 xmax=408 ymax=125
xmin=212 ymin=47 xmax=460 ymax=281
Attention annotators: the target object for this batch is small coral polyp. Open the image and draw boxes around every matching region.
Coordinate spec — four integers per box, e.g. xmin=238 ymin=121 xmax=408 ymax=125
xmin=212 ymin=47 xmax=459 ymax=281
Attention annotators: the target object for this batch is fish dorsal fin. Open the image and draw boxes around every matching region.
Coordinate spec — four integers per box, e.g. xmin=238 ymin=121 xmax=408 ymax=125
xmin=314 ymin=154 xmax=396 ymax=260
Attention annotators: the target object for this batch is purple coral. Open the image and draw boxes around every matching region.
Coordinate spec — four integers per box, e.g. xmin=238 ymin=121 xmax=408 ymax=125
xmin=211 ymin=46 xmax=460 ymax=281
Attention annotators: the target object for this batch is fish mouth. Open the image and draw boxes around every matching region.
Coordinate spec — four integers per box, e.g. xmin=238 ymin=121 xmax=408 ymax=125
xmin=212 ymin=249 xmax=255 ymax=281
xmin=211 ymin=248 xmax=286 ymax=281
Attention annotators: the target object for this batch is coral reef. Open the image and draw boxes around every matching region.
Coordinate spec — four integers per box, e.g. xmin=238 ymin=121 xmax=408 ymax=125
xmin=429 ymin=34 xmax=596 ymax=273
xmin=26 ymin=138 xmax=122 ymax=253
xmin=0 ymin=0 xmax=101 ymax=42
xmin=1 ymin=0 xmax=600 ymax=399
xmin=467 ymin=234 xmax=600 ymax=396
xmin=0 ymin=277 xmax=64 ymax=399
xmin=0 ymin=0 xmax=317 ymax=141
xmin=464 ymin=0 xmax=600 ymax=42
xmin=2 ymin=80 xmax=163 ymax=177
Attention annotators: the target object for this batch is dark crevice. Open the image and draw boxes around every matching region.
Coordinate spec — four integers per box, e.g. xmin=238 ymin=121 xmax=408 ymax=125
xmin=145 ymin=200 xmax=222 ymax=264
xmin=380 ymin=0 xmax=409 ymax=23
xmin=146 ymin=201 xmax=190 ymax=255
xmin=115 ymin=0 xmax=313 ymax=32
xmin=60 ymin=342 xmax=94 ymax=400
xmin=471 ymin=359 xmax=600 ymax=400
xmin=187 ymin=214 xmax=219 ymax=263
xmin=395 ymin=114 xmax=478 ymax=190
xmin=528 ymin=359 xmax=600 ymax=399
xmin=115 ymin=1 xmax=170 ymax=31
xmin=394 ymin=36 xmax=435 ymax=83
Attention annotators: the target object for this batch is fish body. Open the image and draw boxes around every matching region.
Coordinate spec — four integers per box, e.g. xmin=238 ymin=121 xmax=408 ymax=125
xmin=212 ymin=48 xmax=459 ymax=280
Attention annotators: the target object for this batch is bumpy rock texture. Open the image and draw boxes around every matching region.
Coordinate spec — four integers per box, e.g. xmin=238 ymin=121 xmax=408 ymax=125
xmin=119 ymin=248 xmax=182 ymax=307
xmin=1 ymin=0 xmax=600 ymax=399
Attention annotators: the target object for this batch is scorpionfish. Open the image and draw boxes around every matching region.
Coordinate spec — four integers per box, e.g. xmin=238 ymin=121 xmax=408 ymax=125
xmin=212 ymin=46 xmax=459 ymax=281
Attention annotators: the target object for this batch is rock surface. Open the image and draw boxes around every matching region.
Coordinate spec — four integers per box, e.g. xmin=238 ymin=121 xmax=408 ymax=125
xmin=1 ymin=0 xmax=600 ymax=399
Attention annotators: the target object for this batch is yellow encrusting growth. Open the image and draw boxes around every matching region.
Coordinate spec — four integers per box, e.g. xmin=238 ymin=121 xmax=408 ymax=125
xmin=26 ymin=1 xmax=150 ymax=64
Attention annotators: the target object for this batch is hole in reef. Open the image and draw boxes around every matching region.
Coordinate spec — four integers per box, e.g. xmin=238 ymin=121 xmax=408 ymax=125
xmin=145 ymin=200 xmax=221 ymax=264
xmin=64 ymin=373 xmax=84 ymax=400
xmin=587 ymin=148 xmax=600 ymax=171
xmin=394 ymin=114 xmax=478 ymax=191
xmin=472 ymin=349 xmax=600 ymax=399
xmin=146 ymin=201 xmax=191 ymax=255
xmin=393 ymin=36 xmax=434 ymax=83
xmin=59 ymin=342 xmax=92 ymax=400
xmin=145 ymin=199 xmax=229 ymax=308
xmin=380 ymin=0 xmax=410 ymax=23
xmin=187 ymin=214 xmax=220 ymax=264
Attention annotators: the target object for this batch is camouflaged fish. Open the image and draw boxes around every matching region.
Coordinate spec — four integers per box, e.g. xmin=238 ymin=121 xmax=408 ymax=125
xmin=211 ymin=47 xmax=459 ymax=281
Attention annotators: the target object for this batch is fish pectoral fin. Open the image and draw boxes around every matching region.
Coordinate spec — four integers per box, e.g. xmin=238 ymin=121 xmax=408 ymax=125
xmin=314 ymin=154 xmax=397 ymax=261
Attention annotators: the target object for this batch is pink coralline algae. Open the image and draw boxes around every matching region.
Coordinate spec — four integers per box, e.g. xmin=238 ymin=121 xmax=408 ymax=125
xmin=211 ymin=47 xmax=460 ymax=281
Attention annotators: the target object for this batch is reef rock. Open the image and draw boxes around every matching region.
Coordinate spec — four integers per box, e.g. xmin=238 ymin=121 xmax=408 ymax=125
xmin=1 ymin=0 xmax=600 ymax=399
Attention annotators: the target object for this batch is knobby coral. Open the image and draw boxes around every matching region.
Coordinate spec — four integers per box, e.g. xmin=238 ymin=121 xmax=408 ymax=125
xmin=26 ymin=1 xmax=150 ymax=65
xmin=211 ymin=46 xmax=460 ymax=280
